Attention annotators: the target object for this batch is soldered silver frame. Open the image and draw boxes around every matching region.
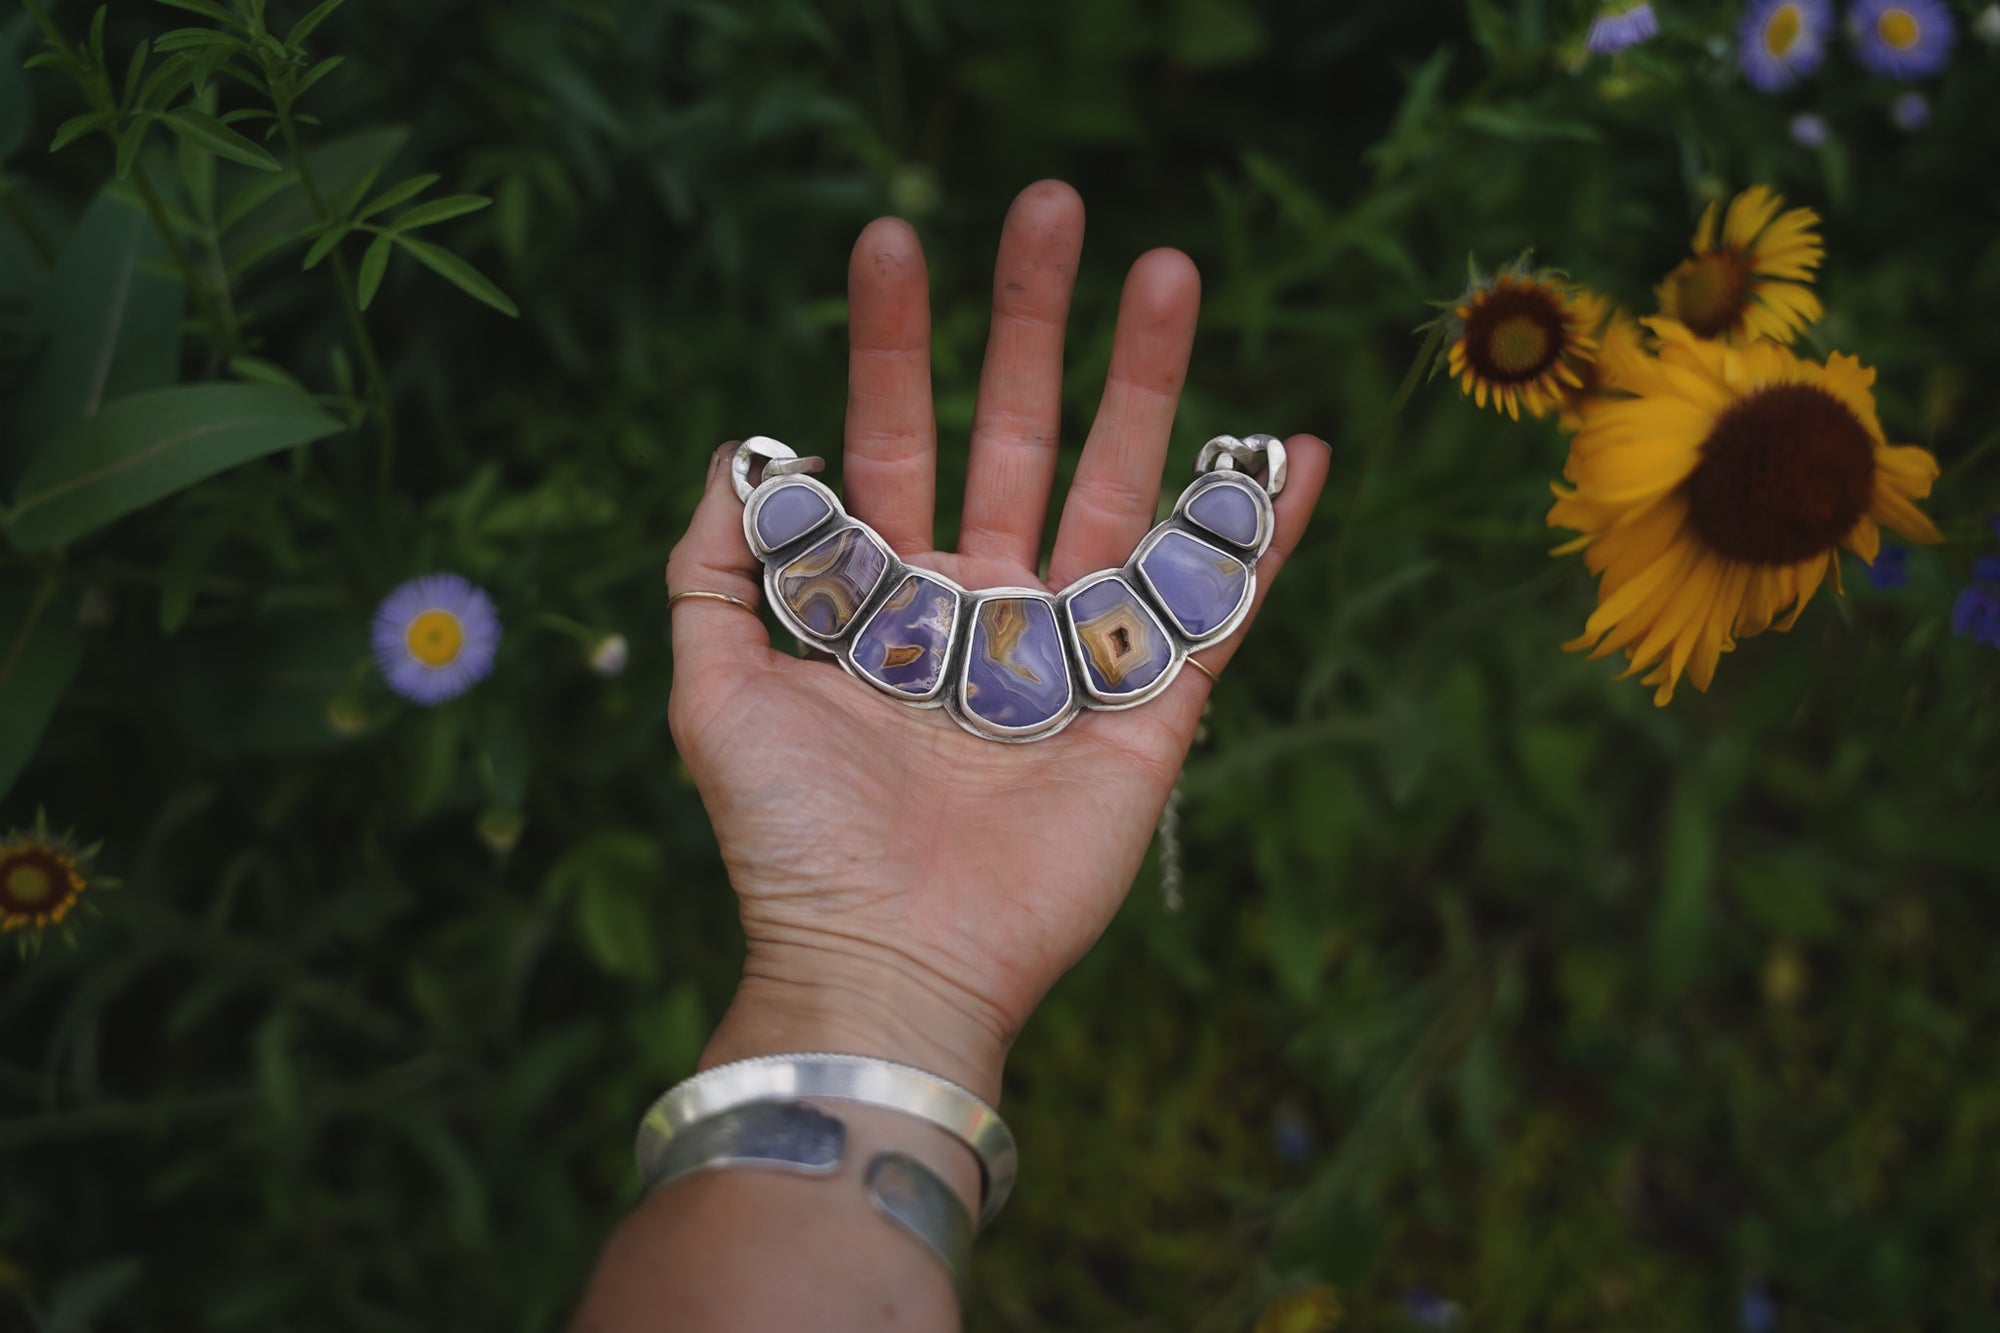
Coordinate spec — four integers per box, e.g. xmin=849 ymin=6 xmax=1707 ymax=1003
xmin=729 ymin=433 xmax=1284 ymax=744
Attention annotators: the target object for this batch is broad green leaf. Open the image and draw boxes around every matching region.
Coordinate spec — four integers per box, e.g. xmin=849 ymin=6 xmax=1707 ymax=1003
xmin=6 ymin=383 xmax=343 ymax=551
xmin=396 ymin=236 xmax=517 ymax=317
xmin=389 ymin=194 xmax=490 ymax=232
xmin=356 ymin=231 xmax=392 ymax=309
xmin=163 ymin=107 xmax=280 ymax=171
xmin=0 ymin=583 xmax=86 ymax=800
xmin=576 ymin=873 xmax=659 ymax=983
xmin=4 ymin=189 xmax=185 ymax=488
xmin=355 ymin=172 xmax=439 ymax=221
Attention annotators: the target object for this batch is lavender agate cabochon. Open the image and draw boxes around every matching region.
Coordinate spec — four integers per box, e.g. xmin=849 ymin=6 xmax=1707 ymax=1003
xmin=851 ymin=574 xmax=960 ymax=701
xmin=744 ymin=477 xmax=838 ymax=556
xmin=1180 ymin=472 xmax=1269 ymax=550
xmin=959 ymin=595 xmax=1074 ymax=734
xmin=1064 ymin=576 xmax=1177 ymax=704
xmin=1135 ymin=529 xmax=1253 ymax=642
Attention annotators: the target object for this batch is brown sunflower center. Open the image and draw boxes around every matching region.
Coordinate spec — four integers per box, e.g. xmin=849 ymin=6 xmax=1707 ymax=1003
xmin=1683 ymin=383 xmax=1876 ymax=567
xmin=0 ymin=848 xmax=75 ymax=915
xmin=1463 ymin=286 xmax=1566 ymax=384
xmin=1673 ymin=250 xmax=1753 ymax=340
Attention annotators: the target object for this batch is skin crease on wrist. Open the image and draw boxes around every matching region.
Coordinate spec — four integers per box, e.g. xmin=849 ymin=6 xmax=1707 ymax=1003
xmin=569 ymin=179 xmax=1329 ymax=1331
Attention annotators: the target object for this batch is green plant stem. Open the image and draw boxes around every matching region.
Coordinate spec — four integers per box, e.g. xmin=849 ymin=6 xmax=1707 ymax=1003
xmin=275 ymin=110 xmax=397 ymax=491
xmin=130 ymin=161 xmax=243 ymax=367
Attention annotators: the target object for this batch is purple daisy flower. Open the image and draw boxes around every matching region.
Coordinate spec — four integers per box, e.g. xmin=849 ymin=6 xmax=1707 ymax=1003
xmin=1739 ymin=0 xmax=1834 ymax=91
xmin=1866 ymin=544 xmax=1910 ymax=589
xmin=371 ymin=573 xmax=501 ymax=705
xmin=1890 ymin=90 xmax=1931 ymax=129
xmin=1848 ymin=0 xmax=1955 ymax=79
xmin=1587 ymin=2 xmax=1659 ymax=54
xmin=1788 ymin=111 xmax=1831 ymax=146
xmin=1956 ymin=557 xmax=2000 ymax=650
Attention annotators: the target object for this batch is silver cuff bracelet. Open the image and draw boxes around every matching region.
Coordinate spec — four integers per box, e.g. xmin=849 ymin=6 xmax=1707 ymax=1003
xmin=634 ymin=1051 xmax=1017 ymax=1226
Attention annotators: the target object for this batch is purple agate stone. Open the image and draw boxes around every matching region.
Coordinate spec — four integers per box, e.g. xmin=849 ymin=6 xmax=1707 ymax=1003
xmin=1185 ymin=477 xmax=1262 ymax=548
xmin=754 ymin=483 xmax=833 ymax=550
xmin=962 ymin=596 xmax=1072 ymax=732
xmin=775 ymin=528 xmax=887 ymax=637
xmin=1068 ymin=578 xmax=1173 ymax=699
xmin=852 ymin=574 xmax=958 ymax=698
xmin=1138 ymin=531 xmax=1250 ymax=639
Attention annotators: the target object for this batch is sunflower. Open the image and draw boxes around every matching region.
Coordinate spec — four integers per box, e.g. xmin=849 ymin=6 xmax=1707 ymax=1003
xmin=1557 ymin=291 xmax=1652 ymax=430
xmin=1656 ymin=186 xmax=1824 ymax=346
xmin=1548 ymin=321 xmax=1942 ymax=705
xmin=1446 ymin=267 xmax=1599 ymax=421
xmin=1 ymin=812 xmax=103 ymax=949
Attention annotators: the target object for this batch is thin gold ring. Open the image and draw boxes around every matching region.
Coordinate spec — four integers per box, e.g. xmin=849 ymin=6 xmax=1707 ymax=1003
xmin=668 ymin=590 xmax=758 ymax=614
xmin=1185 ymin=656 xmax=1220 ymax=687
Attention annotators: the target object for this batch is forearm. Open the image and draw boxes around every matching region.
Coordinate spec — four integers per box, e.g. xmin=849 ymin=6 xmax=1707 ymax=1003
xmin=568 ymin=983 xmax=1004 ymax=1332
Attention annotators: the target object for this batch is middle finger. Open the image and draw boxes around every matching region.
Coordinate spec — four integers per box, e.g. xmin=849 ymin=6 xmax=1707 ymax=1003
xmin=957 ymin=180 xmax=1086 ymax=571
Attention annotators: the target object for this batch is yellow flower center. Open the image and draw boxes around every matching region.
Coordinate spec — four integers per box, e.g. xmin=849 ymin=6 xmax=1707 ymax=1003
xmin=1669 ymin=250 xmax=1753 ymax=340
xmin=406 ymin=609 xmax=465 ymax=668
xmin=4 ymin=861 xmax=52 ymax=906
xmin=1877 ymin=9 xmax=1919 ymax=48
xmin=1764 ymin=4 xmax=1802 ymax=55
xmin=1487 ymin=315 xmax=1553 ymax=376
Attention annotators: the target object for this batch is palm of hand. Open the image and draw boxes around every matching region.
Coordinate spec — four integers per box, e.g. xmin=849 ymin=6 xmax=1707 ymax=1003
xmin=665 ymin=183 xmax=1326 ymax=1086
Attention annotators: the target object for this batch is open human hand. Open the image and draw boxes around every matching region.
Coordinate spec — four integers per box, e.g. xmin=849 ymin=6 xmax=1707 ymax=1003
xmin=665 ymin=181 xmax=1329 ymax=1101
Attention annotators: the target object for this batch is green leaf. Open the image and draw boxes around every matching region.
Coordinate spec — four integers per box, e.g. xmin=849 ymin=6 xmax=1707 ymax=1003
xmin=153 ymin=0 xmax=241 ymax=25
xmin=1652 ymin=783 xmax=1717 ymax=999
xmin=134 ymin=50 xmax=197 ymax=111
xmin=5 ymin=189 xmax=185 ymax=487
xmin=219 ymin=126 xmax=409 ymax=266
xmin=395 ymin=236 xmax=517 ymax=317
xmin=300 ymin=224 xmax=350 ymax=270
xmin=355 ymin=172 xmax=439 ymax=222
xmin=0 ymin=583 xmax=86 ymax=800
xmin=356 ymin=231 xmax=392 ymax=309
xmin=163 ymin=107 xmax=280 ymax=171
xmin=576 ymin=870 xmax=660 ymax=983
xmin=6 ymin=384 xmax=343 ymax=551
xmin=225 ymin=355 xmax=304 ymax=391
xmin=177 ymin=132 xmax=216 ymax=222
xmin=152 ymin=27 xmax=242 ymax=53
xmin=292 ymin=53 xmax=345 ymax=99
xmin=0 ymin=22 xmax=31 ymax=163
xmin=49 ymin=110 xmax=117 ymax=153
xmin=157 ymin=513 xmax=231 ymax=633
xmin=112 ymin=116 xmax=151 ymax=180
xmin=388 ymin=194 xmax=490 ymax=232
xmin=122 ymin=37 xmax=152 ymax=105
xmin=285 ymin=0 xmax=348 ymax=49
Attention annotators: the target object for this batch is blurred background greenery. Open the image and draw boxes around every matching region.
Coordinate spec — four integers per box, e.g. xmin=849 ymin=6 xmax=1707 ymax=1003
xmin=3 ymin=0 xmax=1997 ymax=1328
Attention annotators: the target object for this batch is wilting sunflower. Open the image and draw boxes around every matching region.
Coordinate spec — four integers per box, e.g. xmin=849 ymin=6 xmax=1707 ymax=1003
xmin=1549 ymin=321 xmax=1942 ymax=705
xmin=1444 ymin=265 xmax=1599 ymax=421
xmin=1656 ymin=186 xmax=1824 ymax=346
xmin=1 ymin=812 xmax=104 ymax=950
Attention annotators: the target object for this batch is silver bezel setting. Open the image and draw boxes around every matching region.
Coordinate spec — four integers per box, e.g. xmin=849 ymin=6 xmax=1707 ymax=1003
xmin=1057 ymin=570 xmax=1186 ymax=709
xmin=1130 ymin=526 xmax=1258 ymax=647
xmin=838 ymin=568 xmax=968 ymax=708
xmin=949 ymin=588 xmax=1082 ymax=744
xmin=763 ymin=519 xmax=897 ymax=647
xmin=1173 ymin=470 xmax=1275 ymax=557
xmin=743 ymin=475 xmax=843 ymax=559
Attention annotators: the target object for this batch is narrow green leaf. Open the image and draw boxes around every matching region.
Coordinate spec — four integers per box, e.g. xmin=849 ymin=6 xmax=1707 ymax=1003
xmin=286 ymin=0 xmax=348 ymax=49
xmin=113 ymin=116 xmax=151 ymax=180
xmin=356 ymin=173 xmax=440 ymax=222
xmin=300 ymin=225 xmax=350 ymax=271
xmin=293 ymin=53 xmax=345 ymax=100
xmin=389 ymin=194 xmax=491 ymax=232
xmin=88 ymin=7 xmax=108 ymax=66
xmin=122 ymin=38 xmax=152 ymax=106
xmin=50 ymin=111 xmax=117 ymax=153
xmin=153 ymin=0 xmax=240 ymax=25
xmin=0 ymin=583 xmax=86 ymax=800
xmin=219 ymin=126 xmax=409 ymax=266
xmin=338 ymin=164 xmax=383 ymax=220
xmin=158 ymin=512 xmax=231 ymax=633
xmin=152 ymin=28 xmax=241 ymax=53
xmin=226 ymin=355 xmax=304 ymax=391
xmin=356 ymin=232 xmax=393 ymax=310
xmin=177 ymin=133 xmax=215 ymax=222
xmin=6 ymin=384 xmax=343 ymax=551
xmin=163 ymin=107 xmax=280 ymax=171
xmin=395 ymin=236 xmax=517 ymax=317
xmin=135 ymin=51 xmax=196 ymax=110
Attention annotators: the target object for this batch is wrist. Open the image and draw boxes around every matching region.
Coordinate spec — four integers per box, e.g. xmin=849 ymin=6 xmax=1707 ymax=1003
xmin=700 ymin=941 xmax=1012 ymax=1105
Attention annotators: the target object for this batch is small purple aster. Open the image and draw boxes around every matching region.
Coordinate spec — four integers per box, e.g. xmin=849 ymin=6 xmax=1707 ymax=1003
xmin=1587 ymin=3 xmax=1659 ymax=54
xmin=1956 ymin=559 xmax=2000 ymax=650
xmin=1274 ymin=1108 xmax=1313 ymax=1166
xmin=1403 ymin=1289 xmax=1461 ymax=1329
xmin=1788 ymin=111 xmax=1831 ymax=146
xmin=1848 ymin=0 xmax=1956 ymax=79
xmin=1890 ymin=90 xmax=1931 ymax=130
xmin=1739 ymin=0 xmax=1834 ymax=91
xmin=371 ymin=573 xmax=501 ymax=705
xmin=1739 ymin=1282 xmax=1777 ymax=1333
xmin=1866 ymin=545 xmax=1910 ymax=589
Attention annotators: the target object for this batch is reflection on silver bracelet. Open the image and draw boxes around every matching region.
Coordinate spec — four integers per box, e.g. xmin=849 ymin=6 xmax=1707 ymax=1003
xmin=635 ymin=1051 xmax=1017 ymax=1226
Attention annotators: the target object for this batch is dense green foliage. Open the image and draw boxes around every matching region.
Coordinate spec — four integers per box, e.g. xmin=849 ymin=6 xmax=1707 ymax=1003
xmin=4 ymin=0 xmax=1997 ymax=1327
